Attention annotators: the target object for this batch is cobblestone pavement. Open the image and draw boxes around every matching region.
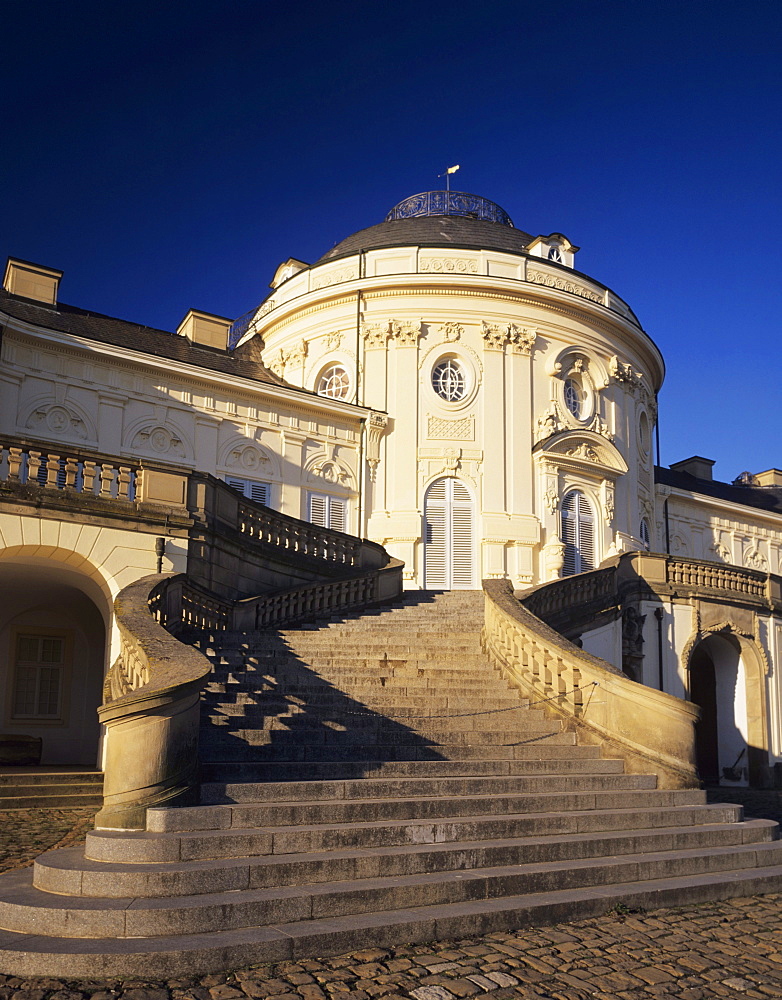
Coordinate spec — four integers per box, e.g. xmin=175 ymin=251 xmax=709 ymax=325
xmin=0 ymin=794 xmax=780 ymax=998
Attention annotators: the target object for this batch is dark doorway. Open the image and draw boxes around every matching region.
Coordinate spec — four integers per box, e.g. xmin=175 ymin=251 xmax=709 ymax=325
xmin=689 ymin=645 xmax=719 ymax=784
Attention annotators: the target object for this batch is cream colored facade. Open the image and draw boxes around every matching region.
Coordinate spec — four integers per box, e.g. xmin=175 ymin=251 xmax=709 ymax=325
xmin=248 ymin=218 xmax=661 ymax=589
xmin=3 ymin=189 xmax=782 ymax=786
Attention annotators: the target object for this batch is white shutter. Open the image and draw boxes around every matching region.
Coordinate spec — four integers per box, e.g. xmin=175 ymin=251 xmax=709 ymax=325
xmin=309 ymin=493 xmax=328 ymax=527
xmin=561 ymin=490 xmax=594 ymax=575
xmin=424 ymin=480 xmax=448 ymax=588
xmin=225 ymin=476 xmax=270 ymax=506
xmin=328 ymin=497 xmax=346 ymax=533
xmin=450 ymin=480 xmax=474 ymax=587
xmin=424 ymin=477 xmax=475 ymax=589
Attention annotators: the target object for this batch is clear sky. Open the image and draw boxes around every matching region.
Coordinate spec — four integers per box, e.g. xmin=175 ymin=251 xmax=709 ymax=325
xmin=3 ymin=0 xmax=780 ymax=482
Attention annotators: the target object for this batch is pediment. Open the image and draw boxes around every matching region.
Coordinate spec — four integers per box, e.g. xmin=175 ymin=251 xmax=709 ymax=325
xmin=534 ymin=430 xmax=628 ymax=476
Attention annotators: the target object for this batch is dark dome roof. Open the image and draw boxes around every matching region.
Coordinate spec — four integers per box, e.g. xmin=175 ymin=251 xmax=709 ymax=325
xmin=318 ymin=190 xmax=533 ymax=263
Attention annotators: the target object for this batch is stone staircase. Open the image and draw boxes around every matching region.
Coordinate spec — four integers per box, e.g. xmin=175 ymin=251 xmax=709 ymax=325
xmin=1 ymin=590 xmax=782 ymax=977
xmin=0 ymin=769 xmax=103 ymax=809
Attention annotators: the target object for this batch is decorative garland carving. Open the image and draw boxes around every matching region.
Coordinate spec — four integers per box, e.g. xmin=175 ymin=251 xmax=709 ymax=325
xmin=609 ymin=354 xmax=643 ymax=388
xmin=420 ymin=257 xmax=478 ymax=274
xmin=527 ymin=268 xmax=603 ymax=303
xmin=427 ymin=414 xmax=474 ymax=440
xmin=535 ymin=405 xmax=564 ymax=443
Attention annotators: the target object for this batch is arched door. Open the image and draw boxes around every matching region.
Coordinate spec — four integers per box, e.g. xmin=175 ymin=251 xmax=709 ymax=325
xmin=561 ymin=490 xmax=595 ymax=576
xmin=424 ymin=477 xmax=476 ymax=589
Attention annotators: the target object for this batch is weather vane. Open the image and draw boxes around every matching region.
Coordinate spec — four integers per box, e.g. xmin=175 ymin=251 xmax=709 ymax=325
xmin=439 ymin=164 xmax=460 ymax=192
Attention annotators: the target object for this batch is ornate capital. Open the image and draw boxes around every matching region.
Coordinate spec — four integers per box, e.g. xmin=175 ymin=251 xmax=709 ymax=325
xmin=389 ymin=319 xmax=422 ymax=347
xmin=362 ymin=322 xmax=388 ymax=349
xmin=609 ymin=354 xmax=643 ymax=388
xmin=508 ymin=324 xmax=537 ymax=355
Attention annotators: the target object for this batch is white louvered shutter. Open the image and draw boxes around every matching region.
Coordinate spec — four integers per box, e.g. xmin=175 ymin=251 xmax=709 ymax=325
xmin=424 ymin=479 xmax=448 ymax=588
xmin=225 ymin=476 xmax=270 ymax=506
xmin=424 ymin=478 xmax=475 ymax=589
xmin=561 ymin=490 xmax=594 ymax=575
xmin=309 ymin=493 xmax=328 ymax=527
xmin=328 ymin=497 xmax=346 ymax=533
xmin=450 ymin=479 xmax=475 ymax=587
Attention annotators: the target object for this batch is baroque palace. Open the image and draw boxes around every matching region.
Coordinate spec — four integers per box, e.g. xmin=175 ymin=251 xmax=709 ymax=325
xmin=2 ymin=190 xmax=782 ymax=973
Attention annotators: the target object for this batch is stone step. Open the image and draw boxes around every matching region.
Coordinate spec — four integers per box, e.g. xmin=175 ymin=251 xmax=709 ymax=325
xmin=0 ymin=791 xmax=104 ymax=809
xmin=83 ymin=818 xmax=781 ymax=881
xmin=201 ymin=709 xmax=548 ymax=732
xmin=199 ymin=725 xmax=563 ymax=745
xmin=5 ymin=842 xmax=782 ymax=946
xmin=6 ymin=860 xmax=782 ymax=978
xmin=196 ymin=771 xmax=651 ymax=805
xmin=197 ymin=753 xmax=616 ymax=783
xmin=202 ymin=690 xmax=525 ymax=710
xmin=29 ymin=803 xmax=757 ymax=895
xmin=0 ymin=770 xmax=103 ymax=787
xmin=198 ymin=738 xmax=581 ymax=762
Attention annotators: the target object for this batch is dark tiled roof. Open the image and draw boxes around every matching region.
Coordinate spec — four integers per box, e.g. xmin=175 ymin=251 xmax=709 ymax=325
xmin=318 ymin=215 xmax=535 ymax=263
xmin=656 ymin=466 xmax=782 ymax=515
xmin=0 ymin=288 xmax=291 ymax=387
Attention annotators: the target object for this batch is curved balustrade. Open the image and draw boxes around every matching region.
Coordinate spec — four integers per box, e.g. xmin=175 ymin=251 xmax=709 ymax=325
xmin=522 ymin=564 xmax=617 ymax=624
xmin=238 ymin=501 xmax=363 ymax=566
xmin=666 ymin=556 xmax=767 ymax=599
xmin=482 ymin=578 xmax=700 ymax=788
xmin=97 ymin=575 xmax=213 ymax=830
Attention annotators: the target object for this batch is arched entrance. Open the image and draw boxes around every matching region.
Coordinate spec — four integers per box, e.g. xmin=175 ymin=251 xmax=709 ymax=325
xmin=0 ymin=559 xmax=109 ymax=766
xmin=688 ymin=633 xmax=755 ymax=786
xmin=423 ymin=477 xmax=476 ymax=589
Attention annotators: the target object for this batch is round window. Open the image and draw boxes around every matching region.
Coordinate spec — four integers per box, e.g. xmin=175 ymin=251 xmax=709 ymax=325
xmin=564 ymin=377 xmax=585 ymax=419
xmin=638 ymin=411 xmax=650 ymax=456
xmin=317 ymin=364 xmax=351 ymax=399
xmin=432 ymin=358 xmax=467 ymax=402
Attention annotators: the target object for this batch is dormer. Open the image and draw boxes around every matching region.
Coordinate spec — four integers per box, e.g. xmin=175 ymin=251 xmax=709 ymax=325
xmin=270 ymin=258 xmax=308 ymax=289
xmin=177 ymin=309 xmax=232 ymax=350
xmin=527 ymin=233 xmax=579 ymax=269
xmin=3 ymin=257 xmax=63 ymax=306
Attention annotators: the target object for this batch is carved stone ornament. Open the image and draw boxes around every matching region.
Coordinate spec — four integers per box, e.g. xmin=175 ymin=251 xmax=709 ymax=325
xmin=566 ymin=442 xmax=599 ymax=461
xmin=361 ymin=322 xmax=389 ymax=349
xmin=312 ymin=459 xmax=351 ymax=487
xmin=710 ymin=533 xmax=731 ymax=562
xmin=441 ymin=448 xmax=461 ymax=475
xmin=508 ymin=324 xmax=537 ymax=355
xmin=745 ymin=545 xmax=768 ymax=572
xmin=527 ymin=267 xmax=603 ymax=304
xmin=544 ymin=483 xmax=559 ymax=514
xmin=609 ymin=354 xmax=643 ymax=388
xmin=621 ymin=606 xmax=646 ymax=682
xmin=420 ymin=256 xmax=478 ymax=274
xmin=535 ymin=405 xmax=563 ymax=443
xmin=27 ymin=403 xmax=88 ymax=440
xmin=481 ymin=322 xmax=506 ymax=351
xmin=602 ymin=481 xmax=615 ymax=524
xmin=388 ymin=319 xmax=422 ymax=346
xmin=438 ymin=322 xmax=463 ymax=343
xmin=133 ymin=426 xmax=185 ymax=458
xmin=543 ymin=538 xmax=566 ymax=580
xmin=325 ymin=332 xmax=342 ymax=351
xmin=366 ymin=412 xmax=388 ymax=481
xmin=590 ymin=413 xmax=613 ymax=441
xmin=227 ymin=445 xmax=270 ymax=473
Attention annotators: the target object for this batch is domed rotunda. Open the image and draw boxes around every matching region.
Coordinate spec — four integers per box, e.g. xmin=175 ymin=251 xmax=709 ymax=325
xmin=240 ymin=190 xmax=663 ymax=590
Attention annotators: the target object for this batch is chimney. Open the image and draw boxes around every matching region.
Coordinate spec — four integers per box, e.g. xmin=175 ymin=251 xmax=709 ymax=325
xmin=176 ymin=309 xmax=232 ymax=350
xmin=754 ymin=469 xmax=782 ymax=487
xmin=670 ymin=456 xmax=715 ymax=481
xmin=3 ymin=257 xmax=63 ymax=306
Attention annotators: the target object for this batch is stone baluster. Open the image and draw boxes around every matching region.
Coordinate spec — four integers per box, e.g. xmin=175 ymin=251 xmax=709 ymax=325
xmin=100 ymin=464 xmax=115 ymax=496
xmin=117 ymin=466 xmax=131 ymax=499
xmin=46 ymin=454 xmax=61 ymax=487
xmin=82 ymin=461 xmax=96 ymax=495
xmin=64 ymin=456 xmax=79 ymax=490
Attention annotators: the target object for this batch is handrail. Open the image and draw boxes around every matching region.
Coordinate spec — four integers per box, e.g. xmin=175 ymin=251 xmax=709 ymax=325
xmin=482 ymin=578 xmax=699 ymax=788
xmin=95 ymin=574 xmax=213 ymax=830
xmin=1 ymin=437 xmax=141 ymax=501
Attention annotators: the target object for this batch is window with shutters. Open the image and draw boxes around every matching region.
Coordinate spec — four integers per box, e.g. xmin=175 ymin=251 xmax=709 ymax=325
xmin=308 ymin=492 xmax=347 ymax=533
xmin=11 ymin=631 xmax=69 ymax=721
xmin=561 ymin=490 xmax=595 ymax=576
xmin=224 ymin=476 xmax=271 ymax=506
xmin=640 ymin=517 xmax=651 ymax=550
xmin=424 ymin=477 xmax=475 ymax=589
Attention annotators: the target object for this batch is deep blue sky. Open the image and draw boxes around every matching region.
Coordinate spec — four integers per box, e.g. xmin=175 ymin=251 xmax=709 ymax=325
xmin=3 ymin=1 xmax=780 ymax=482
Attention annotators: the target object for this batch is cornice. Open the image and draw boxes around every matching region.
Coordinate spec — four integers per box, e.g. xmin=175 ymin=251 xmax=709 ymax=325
xmin=660 ymin=483 xmax=782 ymax=530
xmin=2 ymin=320 xmax=370 ymax=423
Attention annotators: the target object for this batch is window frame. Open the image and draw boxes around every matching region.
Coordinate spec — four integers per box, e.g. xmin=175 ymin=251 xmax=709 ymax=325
xmin=308 ymin=491 xmax=348 ymax=533
xmin=560 ymin=489 xmax=596 ymax=576
xmin=224 ymin=475 xmax=272 ymax=507
xmin=7 ymin=627 xmax=73 ymax=726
